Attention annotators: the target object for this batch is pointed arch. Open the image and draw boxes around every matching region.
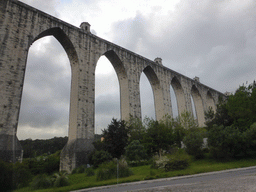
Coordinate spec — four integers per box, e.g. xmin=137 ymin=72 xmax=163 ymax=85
xmin=191 ymin=85 xmax=205 ymax=127
xmin=171 ymin=76 xmax=186 ymax=116
xmin=101 ymin=50 xmax=130 ymax=121
xmin=142 ymin=66 xmax=164 ymax=120
xmin=31 ymin=27 xmax=79 ymax=141
xmin=33 ymin=27 xmax=79 ymax=65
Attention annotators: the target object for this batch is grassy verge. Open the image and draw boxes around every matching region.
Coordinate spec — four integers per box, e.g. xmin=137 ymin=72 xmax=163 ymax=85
xmin=14 ymin=158 xmax=256 ymax=192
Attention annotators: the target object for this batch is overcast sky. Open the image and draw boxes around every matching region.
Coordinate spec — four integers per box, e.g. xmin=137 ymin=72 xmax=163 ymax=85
xmin=17 ymin=0 xmax=256 ymax=140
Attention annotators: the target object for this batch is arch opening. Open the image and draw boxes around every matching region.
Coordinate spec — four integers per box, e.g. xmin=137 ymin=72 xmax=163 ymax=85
xmin=17 ymin=35 xmax=71 ymax=140
xmin=191 ymin=85 xmax=205 ymax=127
xmin=140 ymin=73 xmax=155 ymax=120
xmin=171 ymin=77 xmax=186 ymax=116
xmin=170 ymin=85 xmax=178 ymax=118
xmin=141 ymin=66 xmax=164 ymax=120
xmin=95 ymin=55 xmax=120 ymax=134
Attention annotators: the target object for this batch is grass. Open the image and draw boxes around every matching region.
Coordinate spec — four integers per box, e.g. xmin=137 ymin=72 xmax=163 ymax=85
xmin=14 ymin=157 xmax=256 ymax=192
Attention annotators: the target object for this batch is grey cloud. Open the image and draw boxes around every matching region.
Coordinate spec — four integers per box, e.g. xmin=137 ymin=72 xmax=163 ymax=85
xmin=110 ymin=0 xmax=256 ymax=93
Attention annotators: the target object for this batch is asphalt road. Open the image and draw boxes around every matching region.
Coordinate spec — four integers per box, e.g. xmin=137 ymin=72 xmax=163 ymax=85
xmin=72 ymin=166 xmax=256 ymax=192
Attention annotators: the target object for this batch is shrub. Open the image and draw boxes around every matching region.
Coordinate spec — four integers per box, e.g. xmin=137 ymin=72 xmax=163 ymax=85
xmin=244 ymin=123 xmax=256 ymax=157
xmin=207 ymin=125 xmax=245 ymax=159
xmin=183 ymin=129 xmax=204 ymax=159
xmin=52 ymin=173 xmax=69 ymax=187
xmin=164 ymin=150 xmax=190 ymax=172
xmin=151 ymin=156 xmax=169 ymax=169
xmin=0 ymin=160 xmax=13 ymax=192
xmin=125 ymin=140 xmax=147 ymax=165
xmin=90 ymin=150 xmax=112 ymax=168
xmin=13 ymin=162 xmax=33 ymax=189
xmin=85 ymin=167 xmax=95 ymax=176
xmin=96 ymin=159 xmax=133 ymax=181
xmin=30 ymin=174 xmax=52 ymax=190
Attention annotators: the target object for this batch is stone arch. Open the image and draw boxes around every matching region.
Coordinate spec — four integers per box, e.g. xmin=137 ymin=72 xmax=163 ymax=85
xmin=30 ymin=27 xmax=79 ymax=142
xmin=100 ymin=50 xmax=130 ymax=120
xmin=32 ymin=27 xmax=79 ymax=65
xmin=171 ymin=76 xmax=186 ymax=116
xmin=141 ymin=65 xmax=164 ymax=120
xmin=191 ymin=85 xmax=205 ymax=127
xmin=206 ymin=91 xmax=216 ymax=112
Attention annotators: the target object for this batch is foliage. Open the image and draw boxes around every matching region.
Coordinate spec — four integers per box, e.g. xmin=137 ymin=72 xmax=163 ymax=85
xmin=89 ymin=150 xmax=112 ymax=168
xmin=52 ymin=172 xmax=69 ymax=187
xmin=20 ymin=137 xmax=68 ymax=158
xmin=23 ymin=150 xmax=60 ymax=175
xmin=243 ymin=123 xmax=256 ymax=157
xmin=151 ymin=155 xmax=169 ymax=169
xmin=102 ymin=118 xmax=129 ymax=158
xmin=0 ymin=160 xmax=13 ymax=192
xmin=12 ymin=162 xmax=33 ymax=189
xmin=226 ymin=82 xmax=256 ymax=131
xmin=127 ymin=116 xmax=146 ymax=143
xmin=183 ymin=129 xmax=204 ymax=159
xmin=96 ymin=159 xmax=133 ymax=181
xmin=85 ymin=167 xmax=95 ymax=177
xmin=164 ymin=150 xmax=190 ymax=171
xmin=205 ymin=81 xmax=256 ymax=131
xmin=71 ymin=165 xmax=86 ymax=174
xmin=175 ymin=111 xmax=198 ymax=129
xmin=143 ymin=117 xmax=174 ymax=157
xmin=207 ymin=125 xmax=245 ymax=159
xmin=151 ymin=149 xmax=190 ymax=172
xmin=0 ymin=160 xmax=33 ymax=191
xmin=173 ymin=112 xmax=198 ymax=147
xmin=125 ymin=140 xmax=147 ymax=163
xmin=30 ymin=174 xmax=52 ymax=190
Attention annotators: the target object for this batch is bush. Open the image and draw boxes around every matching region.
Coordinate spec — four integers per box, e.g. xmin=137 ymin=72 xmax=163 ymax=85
xmin=125 ymin=140 xmax=147 ymax=165
xmin=183 ymin=129 xmax=204 ymax=159
xmin=244 ymin=123 xmax=256 ymax=157
xmin=0 ymin=160 xmax=13 ymax=192
xmin=89 ymin=150 xmax=112 ymax=168
xmin=13 ymin=162 xmax=33 ymax=189
xmin=151 ymin=150 xmax=190 ymax=172
xmin=165 ymin=150 xmax=190 ymax=172
xmin=207 ymin=125 xmax=245 ymax=159
xmin=30 ymin=174 xmax=52 ymax=190
xmin=151 ymin=156 xmax=169 ymax=169
xmin=52 ymin=173 xmax=69 ymax=188
xmin=96 ymin=159 xmax=133 ymax=181
xmin=85 ymin=167 xmax=95 ymax=176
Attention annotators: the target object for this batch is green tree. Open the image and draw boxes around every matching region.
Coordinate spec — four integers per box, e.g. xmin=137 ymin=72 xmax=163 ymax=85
xmin=125 ymin=140 xmax=147 ymax=163
xmin=127 ymin=116 xmax=146 ymax=144
xmin=143 ymin=118 xmax=174 ymax=157
xmin=183 ymin=129 xmax=204 ymax=159
xmin=207 ymin=125 xmax=245 ymax=159
xmin=226 ymin=82 xmax=256 ymax=131
xmin=102 ymin=118 xmax=129 ymax=158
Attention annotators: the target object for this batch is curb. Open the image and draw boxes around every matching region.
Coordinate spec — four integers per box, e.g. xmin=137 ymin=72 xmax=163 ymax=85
xmin=71 ymin=165 xmax=256 ymax=192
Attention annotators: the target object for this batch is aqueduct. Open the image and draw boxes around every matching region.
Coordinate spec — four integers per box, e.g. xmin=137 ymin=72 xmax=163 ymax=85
xmin=0 ymin=0 xmax=225 ymax=172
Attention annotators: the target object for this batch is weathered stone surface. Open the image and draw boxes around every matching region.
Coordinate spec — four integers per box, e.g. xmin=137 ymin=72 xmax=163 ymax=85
xmin=0 ymin=0 xmax=225 ymax=172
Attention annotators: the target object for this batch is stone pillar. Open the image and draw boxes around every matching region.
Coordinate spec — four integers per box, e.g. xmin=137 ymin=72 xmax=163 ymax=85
xmin=0 ymin=0 xmax=29 ymax=162
xmin=60 ymin=35 xmax=98 ymax=172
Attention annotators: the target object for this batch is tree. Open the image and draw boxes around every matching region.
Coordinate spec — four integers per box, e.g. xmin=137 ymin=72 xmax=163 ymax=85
xmin=102 ymin=118 xmax=128 ymax=159
xmin=173 ymin=112 xmax=198 ymax=147
xmin=125 ymin=140 xmax=147 ymax=162
xmin=143 ymin=118 xmax=174 ymax=157
xmin=226 ymin=82 xmax=256 ymax=131
xmin=183 ymin=129 xmax=204 ymax=159
xmin=127 ymin=116 xmax=146 ymax=144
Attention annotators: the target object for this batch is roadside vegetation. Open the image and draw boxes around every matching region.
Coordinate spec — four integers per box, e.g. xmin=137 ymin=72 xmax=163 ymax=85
xmin=1 ymin=81 xmax=256 ymax=192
